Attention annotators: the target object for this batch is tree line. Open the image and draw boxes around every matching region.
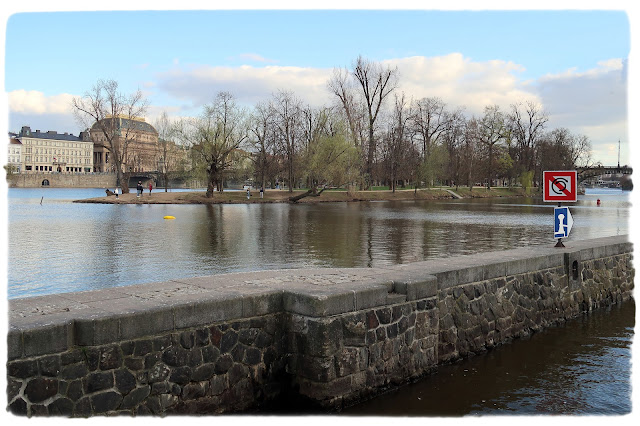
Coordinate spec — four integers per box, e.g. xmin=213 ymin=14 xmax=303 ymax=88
xmin=73 ymin=56 xmax=595 ymax=196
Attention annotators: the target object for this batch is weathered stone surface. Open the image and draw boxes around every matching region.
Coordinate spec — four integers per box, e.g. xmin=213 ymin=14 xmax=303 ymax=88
xmin=214 ymin=354 xmax=234 ymax=374
xmin=180 ymin=331 xmax=195 ymax=349
xmin=114 ymin=368 xmax=136 ymax=394
xmin=91 ymin=391 xmax=123 ymax=414
xmin=169 ymin=366 xmax=192 ymax=385
xmin=220 ymin=330 xmax=239 ymax=353
xmin=8 ymin=359 xmax=38 ymax=379
xmin=85 ymin=371 xmax=113 ymax=393
xmin=182 ymin=382 xmax=208 ymax=400
xmin=148 ymin=362 xmax=171 ymax=383
xmin=187 ymin=364 xmax=213 ymax=382
xmin=39 ymin=355 xmax=62 ymax=377
xmin=121 ymin=386 xmax=151 ymax=409
xmin=60 ymin=363 xmax=88 ymax=380
xmin=134 ymin=339 xmax=154 ymax=356
xmin=202 ymin=345 xmax=221 ymax=363
xmin=162 ymin=346 xmax=189 ymax=367
xmin=73 ymin=396 xmax=92 ymax=417
xmin=195 ymin=328 xmax=210 ymax=346
xmin=99 ymin=346 xmax=122 ymax=370
xmin=48 ymin=397 xmax=74 ymax=416
xmin=209 ymin=375 xmax=227 ymax=396
xmin=124 ymin=357 xmax=144 ymax=371
xmin=244 ymin=347 xmax=262 ymax=365
xmin=25 ymin=377 xmax=58 ymax=403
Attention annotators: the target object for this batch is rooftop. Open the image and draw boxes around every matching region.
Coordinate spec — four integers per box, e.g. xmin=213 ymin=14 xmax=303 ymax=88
xmin=19 ymin=126 xmax=83 ymax=142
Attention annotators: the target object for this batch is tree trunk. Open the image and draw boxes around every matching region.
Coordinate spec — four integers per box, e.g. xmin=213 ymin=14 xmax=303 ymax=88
xmin=116 ymin=167 xmax=129 ymax=194
xmin=288 ymin=186 xmax=326 ymax=203
xmin=206 ymin=171 xmax=217 ymax=197
xmin=366 ymin=125 xmax=375 ymax=190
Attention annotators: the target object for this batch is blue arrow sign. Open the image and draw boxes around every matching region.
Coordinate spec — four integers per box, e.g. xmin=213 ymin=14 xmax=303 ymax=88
xmin=554 ymin=207 xmax=573 ymax=239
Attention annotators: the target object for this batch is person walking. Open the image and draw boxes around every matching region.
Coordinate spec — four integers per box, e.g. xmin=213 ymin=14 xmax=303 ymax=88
xmin=260 ymin=187 xmax=264 ymax=199
xmin=114 ymin=187 xmax=119 ymax=199
xmin=148 ymin=182 xmax=153 ymax=196
xmin=137 ymin=181 xmax=143 ymax=197
xmin=246 ymin=188 xmax=251 ymax=200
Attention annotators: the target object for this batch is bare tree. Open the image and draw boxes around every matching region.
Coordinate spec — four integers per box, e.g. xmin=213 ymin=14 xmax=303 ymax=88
xmin=328 ymin=69 xmax=369 ymax=190
xmin=329 ymin=56 xmax=398 ymax=189
xmin=174 ymin=92 xmax=248 ymax=197
xmin=463 ymin=117 xmax=481 ymax=190
xmin=154 ymin=111 xmax=177 ymax=192
xmin=411 ymin=97 xmax=449 ymax=161
xmin=568 ymin=133 xmax=594 ymax=168
xmin=479 ymin=105 xmax=508 ymax=188
xmin=249 ymin=101 xmax=278 ymax=191
xmin=271 ymin=91 xmax=303 ymax=193
xmin=382 ymin=93 xmax=413 ymax=193
xmin=440 ymin=109 xmax=466 ymax=189
xmin=72 ymin=79 xmax=148 ymax=193
xmin=507 ymin=101 xmax=548 ymax=181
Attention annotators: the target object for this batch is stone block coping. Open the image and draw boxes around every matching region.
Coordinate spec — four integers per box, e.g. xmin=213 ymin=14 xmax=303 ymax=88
xmin=8 ymin=235 xmax=632 ymax=360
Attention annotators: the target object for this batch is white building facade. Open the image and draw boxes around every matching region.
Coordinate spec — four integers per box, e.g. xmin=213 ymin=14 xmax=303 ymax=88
xmin=7 ymin=135 xmax=23 ymax=172
xmin=17 ymin=126 xmax=94 ymax=173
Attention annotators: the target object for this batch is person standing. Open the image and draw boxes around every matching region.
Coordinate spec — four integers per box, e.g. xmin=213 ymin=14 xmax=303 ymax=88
xmin=137 ymin=181 xmax=143 ymax=197
xmin=148 ymin=182 xmax=153 ymax=196
xmin=246 ymin=188 xmax=251 ymax=200
xmin=115 ymin=187 xmax=119 ymax=199
xmin=260 ymin=187 xmax=264 ymax=199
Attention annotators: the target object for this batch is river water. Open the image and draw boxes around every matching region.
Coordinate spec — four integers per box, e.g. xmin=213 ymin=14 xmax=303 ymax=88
xmin=5 ymin=187 xmax=630 ymax=300
xmin=343 ymin=299 xmax=634 ymax=416
xmin=4 ymin=187 xmax=634 ymax=415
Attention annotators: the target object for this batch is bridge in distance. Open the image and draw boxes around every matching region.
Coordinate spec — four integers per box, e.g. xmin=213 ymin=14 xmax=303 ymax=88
xmin=577 ymin=165 xmax=632 ymax=182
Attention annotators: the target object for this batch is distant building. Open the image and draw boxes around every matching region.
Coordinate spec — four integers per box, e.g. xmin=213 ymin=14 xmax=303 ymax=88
xmin=16 ymin=126 xmax=94 ymax=173
xmin=90 ymin=115 xmax=159 ymax=173
xmin=7 ymin=134 xmax=22 ymax=173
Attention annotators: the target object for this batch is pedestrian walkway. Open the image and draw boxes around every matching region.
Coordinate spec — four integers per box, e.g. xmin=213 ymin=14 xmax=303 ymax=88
xmin=444 ymin=189 xmax=463 ymax=199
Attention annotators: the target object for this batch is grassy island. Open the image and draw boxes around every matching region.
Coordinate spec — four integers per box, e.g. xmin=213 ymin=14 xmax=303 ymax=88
xmin=74 ymin=187 xmax=537 ymax=205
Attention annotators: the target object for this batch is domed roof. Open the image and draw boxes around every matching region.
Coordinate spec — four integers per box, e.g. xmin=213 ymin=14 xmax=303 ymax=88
xmin=91 ymin=116 xmax=157 ymax=135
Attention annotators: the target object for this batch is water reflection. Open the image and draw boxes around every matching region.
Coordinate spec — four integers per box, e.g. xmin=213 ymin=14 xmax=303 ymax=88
xmin=7 ymin=188 xmax=630 ymax=299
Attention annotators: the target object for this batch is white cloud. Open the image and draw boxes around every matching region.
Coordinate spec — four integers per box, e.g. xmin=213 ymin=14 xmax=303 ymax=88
xmin=154 ymin=54 xmax=543 ymax=116
xmin=384 ymin=54 xmax=539 ymax=115
xmin=155 ymin=64 xmax=334 ymax=108
xmin=534 ymin=58 xmax=626 ymax=128
xmin=530 ymin=59 xmax=628 ymax=165
xmin=8 ymin=90 xmax=75 ymax=115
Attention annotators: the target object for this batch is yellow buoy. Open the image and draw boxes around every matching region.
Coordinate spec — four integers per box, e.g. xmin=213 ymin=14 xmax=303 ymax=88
xmin=163 ymin=216 xmax=175 ymax=220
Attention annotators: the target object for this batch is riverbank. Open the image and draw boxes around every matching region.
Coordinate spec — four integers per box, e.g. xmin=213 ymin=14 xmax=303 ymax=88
xmin=73 ymin=187 xmax=537 ymax=204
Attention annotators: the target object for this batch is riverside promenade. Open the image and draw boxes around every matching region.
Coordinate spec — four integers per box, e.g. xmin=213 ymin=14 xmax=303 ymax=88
xmin=7 ymin=235 xmax=633 ymax=416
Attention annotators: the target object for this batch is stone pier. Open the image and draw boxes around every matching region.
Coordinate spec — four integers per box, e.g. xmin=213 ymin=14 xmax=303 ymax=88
xmin=6 ymin=235 xmax=634 ymax=416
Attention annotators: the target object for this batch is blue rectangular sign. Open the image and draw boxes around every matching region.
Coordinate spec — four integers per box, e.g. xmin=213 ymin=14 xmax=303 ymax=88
xmin=554 ymin=207 xmax=573 ymax=239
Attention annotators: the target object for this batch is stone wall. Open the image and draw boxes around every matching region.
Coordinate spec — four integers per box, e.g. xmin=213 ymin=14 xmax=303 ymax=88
xmin=6 ymin=236 xmax=634 ymax=416
xmin=7 ymin=173 xmax=116 ymax=188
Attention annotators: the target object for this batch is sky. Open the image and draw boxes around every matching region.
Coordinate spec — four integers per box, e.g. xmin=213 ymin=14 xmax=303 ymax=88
xmin=0 ymin=2 xmax=635 ymax=167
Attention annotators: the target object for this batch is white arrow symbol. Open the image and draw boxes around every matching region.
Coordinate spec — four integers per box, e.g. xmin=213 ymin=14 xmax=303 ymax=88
xmin=558 ymin=208 xmax=574 ymax=237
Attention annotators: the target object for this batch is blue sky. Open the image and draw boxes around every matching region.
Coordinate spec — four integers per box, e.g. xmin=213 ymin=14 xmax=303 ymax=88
xmin=1 ymin=4 xmax=634 ymax=165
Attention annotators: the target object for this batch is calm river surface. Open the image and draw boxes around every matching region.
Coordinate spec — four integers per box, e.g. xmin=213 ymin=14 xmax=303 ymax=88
xmin=6 ymin=187 xmax=630 ymax=299
xmin=5 ymin=187 xmax=634 ymax=416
